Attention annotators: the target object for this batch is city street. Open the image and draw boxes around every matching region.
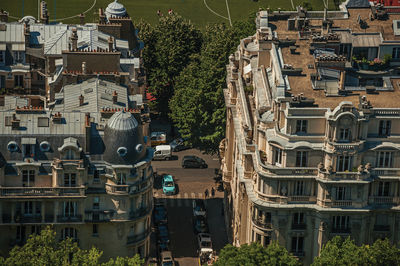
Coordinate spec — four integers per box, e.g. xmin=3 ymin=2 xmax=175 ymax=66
xmin=150 ymin=149 xmax=228 ymax=266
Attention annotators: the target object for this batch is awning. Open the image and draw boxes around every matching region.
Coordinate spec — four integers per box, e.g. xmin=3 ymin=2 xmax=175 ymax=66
xmin=21 ymin=138 xmax=36 ymax=145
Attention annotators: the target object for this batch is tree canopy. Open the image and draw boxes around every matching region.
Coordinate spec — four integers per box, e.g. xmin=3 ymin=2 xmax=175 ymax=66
xmin=213 ymin=242 xmax=300 ymax=266
xmin=312 ymin=236 xmax=400 ymax=266
xmin=0 ymin=227 xmax=144 ymax=266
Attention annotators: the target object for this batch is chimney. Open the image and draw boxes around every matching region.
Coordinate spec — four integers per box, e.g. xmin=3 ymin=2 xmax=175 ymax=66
xmin=339 ymin=70 xmax=346 ymax=91
xmin=85 ymin=112 xmax=91 ymax=152
xmin=79 ymin=13 xmax=85 ymax=25
xmin=108 ymin=36 xmax=113 ymax=52
xmin=99 ymin=8 xmax=106 ymax=24
xmin=112 ymin=90 xmax=118 ymax=104
xmin=24 ymin=22 xmax=30 ymax=47
xmin=0 ymin=9 xmax=8 ymax=22
xmin=82 ymin=61 xmax=87 ymax=74
xmin=70 ymin=28 xmax=78 ymax=51
xmin=79 ymin=94 xmax=84 ymax=106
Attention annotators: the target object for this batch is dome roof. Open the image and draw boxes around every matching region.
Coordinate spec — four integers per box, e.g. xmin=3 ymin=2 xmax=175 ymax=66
xmin=105 ymin=0 xmax=127 ymax=18
xmin=107 ymin=111 xmax=138 ymax=131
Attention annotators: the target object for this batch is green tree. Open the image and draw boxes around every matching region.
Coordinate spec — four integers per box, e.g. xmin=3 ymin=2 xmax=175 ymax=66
xmin=312 ymin=236 xmax=400 ymax=266
xmin=170 ymin=20 xmax=255 ymax=153
xmin=213 ymin=242 xmax=300 ymax=266
xmin=138 ymin=14 xmax=202 ymax=117
xmin=1 ymin=227 xmax=144 ymax=266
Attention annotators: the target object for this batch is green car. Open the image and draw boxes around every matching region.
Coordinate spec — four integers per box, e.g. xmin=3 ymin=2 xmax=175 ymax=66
xmin=162 ymin=175 xmax=176 ymax=195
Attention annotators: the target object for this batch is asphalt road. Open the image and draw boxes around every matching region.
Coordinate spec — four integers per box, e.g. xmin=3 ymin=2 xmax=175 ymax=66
xmin=150 ymin=148 xmax=228 ymax=266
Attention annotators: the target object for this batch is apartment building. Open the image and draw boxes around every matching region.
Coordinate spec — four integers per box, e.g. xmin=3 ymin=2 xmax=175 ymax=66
xmin=0 ymin=0 xmax=152 ymax=260
xmin=222 ymin=2 xmax=400 ymax=264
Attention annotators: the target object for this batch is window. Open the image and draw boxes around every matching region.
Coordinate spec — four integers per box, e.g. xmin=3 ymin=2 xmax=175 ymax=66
xmin=35 ymin=202 xmax=41 ymax=215
xmin=335 ymin=186 xmax=351 ymax=200
xmin=22 ymin=170 xmax=35 ymax=187
xmin=339 ymin=128 xmax=351 ymax=141
xmin=392 ymin=48 xmax=400 ymax=59
xmin=337 ymin=155 xmax=352 ymax=171
xmin=24 ymin=201 xmax=33 ymax=215
xmin=263 ymin=236 xmax=270 ymax=247
xmin=294 ymin=181 xmax=305 ymax=196
xmin=64 ymin=202 xmax=77 ymax=217
xmin=92 ymin=224 xmax=98 ymax=236
xmin=378 ymin=120 xmax=391 ymax=136
xmin=64 ymin=173 xmax=76 ymax=187
xmin=255 ymin=233 xmax=262 ymax=243
xmin=14 ymin=75 xmax=23 ymax=87
xmin=37 ymin=117 xmax=49 ymax=127
xmin=272 ymin=146 xmax=282 ymax=166
xmin=295 ymin=151 xmax=308 ymax=167
xmin=62 ymin=227 xmax=77 ymax=240
xmin=14 ymin=51 xmax=24 ymax=63
xmin=0 ymin=51 xmax=4 ymax=64
xmin=5 ymin=116 xmax=12 ymax=126
xmin=16 ymin=226 xmax=25 ymax=241
xmin=376 ymin=151 xmax=393 ymax=168
xmin=93 ymin=170 xmax=100 ymax=183
xmin=332 ymin=216 xmax=350 ymax=231
xmin=93 ymin=197 xmax=100 ymax=210
xmin=378 ymin=181 xmax=390 ymax=196
xmin=296 ymin=120 xmax=308 ymax=133
xmin=293 ymin=213 xmax=305 ymax=225
xmin=31 ymin=225 xmax=41 ymax=235
xmin=291 ymin=236 xmax=304 ymax=254
xmin=23 ymin=144 xmax=34 ymax=158
xmin=117 ymin=173 xmax=126 ymax=185
xmin=64 ymin=148 xmax=75 ymax=159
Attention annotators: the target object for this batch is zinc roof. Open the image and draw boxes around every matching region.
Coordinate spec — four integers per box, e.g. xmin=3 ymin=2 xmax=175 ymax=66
xmin=0 ymin=23 xmax=24 ymax=44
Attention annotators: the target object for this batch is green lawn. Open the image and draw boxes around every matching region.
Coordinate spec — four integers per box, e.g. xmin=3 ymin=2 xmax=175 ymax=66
xmin=1 ymin=0 xmax=337 ymax=26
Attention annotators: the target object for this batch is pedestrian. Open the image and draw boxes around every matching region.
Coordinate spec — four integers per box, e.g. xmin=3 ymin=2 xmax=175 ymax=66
xmin=211 ymin=187 xmax=215 ymax=197
xmin=204 ymin=188 xmax=209 ymax=199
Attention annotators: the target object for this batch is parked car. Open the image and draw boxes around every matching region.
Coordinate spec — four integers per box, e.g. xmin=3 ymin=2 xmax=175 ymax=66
xmin=192 ymin=199 xmax=206 ymax=217
xmin=193 ymin=215 xmax=209 ymax=234
xmin=160 ymin=251 xmax=175 ymax=266
xmin=169 ymin=138 xmax=190 ymax=152
xmin=162 ymin=174 xmax=176 ymax=195
xmin=153 ymin=145 xmax=172 ymax=160
xmin=154 ymin=205 xmax=167 ymax=225
xmin=182 ymin=155 xmax=208 ymax=169
xmin=157 ymin=224 xmax=170 ymax=244
xmin=150 ymin=131 xmax=167 ymax=146
xmin=197 ymin=233 xmax=213 ymax=262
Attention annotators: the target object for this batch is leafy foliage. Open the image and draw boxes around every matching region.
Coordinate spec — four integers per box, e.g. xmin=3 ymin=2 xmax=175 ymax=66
xmin=0 ymin=227 xmax=144 ymax=266
xmin=213 ymin=242 xmax=300 ymax=266
xmin=312 ymin=236 xmax=400 ymax=266
xmin=169 ymin=21 xmax=255 ymax=153
xmin=137 ymin=14 xmax=202 ymax=118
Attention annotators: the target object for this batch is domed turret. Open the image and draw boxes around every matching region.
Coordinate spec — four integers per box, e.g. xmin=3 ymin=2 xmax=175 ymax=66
xmin=103 ymin=111 xmax=146 ymax=164
xmin=105 ymin=0 xmax=127 ymax=19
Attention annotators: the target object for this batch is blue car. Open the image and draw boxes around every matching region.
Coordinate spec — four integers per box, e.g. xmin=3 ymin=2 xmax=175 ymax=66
xmin=162 ymin=175 xmax=176 ymax=195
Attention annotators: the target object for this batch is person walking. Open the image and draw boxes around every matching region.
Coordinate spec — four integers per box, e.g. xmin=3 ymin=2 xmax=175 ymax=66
xmin=204 ymin=188 xmax=209 ymax=199
xmin=211 ymin=187 xmax=215 ymax=197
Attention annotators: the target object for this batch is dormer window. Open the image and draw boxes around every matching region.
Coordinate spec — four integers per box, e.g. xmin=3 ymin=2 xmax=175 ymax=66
xmin=117 ymin=173 xmax=126 ymax=185
xmin=58 ymin=137 xmax=82 ymax=160
xmin=378 ymin=120 xmax=391 ymax=137
xmin=21 ymin=138 xmax=36 ymax=158
xmin=64 ymin=148 xmax=75 ymax=160
xmin=295 ymin=120 xmax=307 ymax=134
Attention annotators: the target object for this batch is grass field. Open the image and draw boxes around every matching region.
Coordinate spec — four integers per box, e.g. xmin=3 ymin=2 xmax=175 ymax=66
xmin=1 ymin=0 xmax=337 ymax=27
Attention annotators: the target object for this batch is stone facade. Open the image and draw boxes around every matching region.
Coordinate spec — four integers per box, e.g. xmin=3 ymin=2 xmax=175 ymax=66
xmin=222 ymin=6 xmax=400 ymax=265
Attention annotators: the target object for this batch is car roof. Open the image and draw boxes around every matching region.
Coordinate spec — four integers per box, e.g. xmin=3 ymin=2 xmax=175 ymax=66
xmin=183 ymin=155 xmax=198 ymax=159
xmin=163 ymin=175 xmax=173 ymax=181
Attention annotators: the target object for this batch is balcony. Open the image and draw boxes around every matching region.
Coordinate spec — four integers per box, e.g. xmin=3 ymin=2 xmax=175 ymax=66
xmin=288 ymin=196 xmax=316 ymax=203
xmin=105 ymin=179 xmax=152 ymax=196
xmin=0 ymin=187 xmax=86 ymax=198
xmin=126 ymin=230 xmax=150 ymax=245
xmin=368 ymin=196 xmax=398 ymax=205
xmin=52 ymin=159 xmax=85 ymax=169
xmin=331 ymin=227 xmax=351 ymax=234
xmin=105 ymin=183 xmax=129 ymax=194
xmin=291 ymin=223 xmax=307 ymax=230
xmin=56 ymin=215 xmax=83 ymax=223
xmin=371 ymin=168 xmax=400 ymax=177
xmin=373 ymin=225 xmax=390 ymax=232
xmin=251 ymin=216 xmax=272 ymax=229
xmin=17 ymin=214 xmax=42 ymax=223
xmin=84 ymin=210 xmax=113 ymax=222
xmin=332 ymin=200 xmax=353 ymax=207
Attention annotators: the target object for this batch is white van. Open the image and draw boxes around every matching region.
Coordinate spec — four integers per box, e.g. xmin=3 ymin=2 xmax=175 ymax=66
xmin=153 ymin=145 xmax=172 ymax=161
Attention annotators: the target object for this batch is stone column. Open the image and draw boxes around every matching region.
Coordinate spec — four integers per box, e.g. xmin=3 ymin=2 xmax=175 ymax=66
xmin=41 ymin=201 xmax=45 ymax=223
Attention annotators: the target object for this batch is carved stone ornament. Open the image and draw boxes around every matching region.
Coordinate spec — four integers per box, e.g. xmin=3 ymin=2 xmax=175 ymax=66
xmin=357 ymin=164 xmax=364 ymax=173
xmin=281 ymin=186 xmax=287 ymax=196
xmin=327 ymin=165 xmax=333 ymax=174
xmin=365 ymin=162 xmax=371 ymax=172
xmin=318 ymin=162 xmax=325 ymax=172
